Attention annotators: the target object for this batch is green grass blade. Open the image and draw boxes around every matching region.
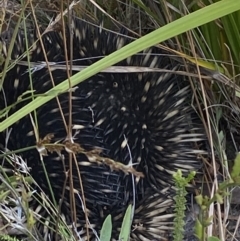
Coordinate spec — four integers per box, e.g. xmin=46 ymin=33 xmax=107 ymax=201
xmin=221 ymin=14 xmax=240 ymax=64
xmin=118 ymin=204 xmax=132 ymax=241
xmin=100 ymin=215 xmax=112 ymax=241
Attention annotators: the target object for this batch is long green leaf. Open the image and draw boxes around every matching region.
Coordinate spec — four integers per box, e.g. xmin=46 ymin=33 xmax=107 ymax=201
xmin=119 ymin=205 xmax=132 ymax=241
xmin=100 ymin=215 xmax=112 ymax=241
xmin=1 ymin=0 xmax=240 ymax=131
xmin=221 ymin=13 xmax=240 ymax=63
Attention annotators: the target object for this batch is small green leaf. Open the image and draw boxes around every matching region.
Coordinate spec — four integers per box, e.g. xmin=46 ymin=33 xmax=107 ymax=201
xmin=194 ymin=218 xmax=203 ymax=240
xmin=215 ymin=193 xmax=223 ymax=204
xmin=0 ymin=190 xmax=10 ymax=201
xmin=100 ymin=215 xmax=112 ymax=241
xmin=119 ymin=204 xmax=132 ymax=241
xmin=195 ymin=194 xmax=203 ymax=206
xmin=231 ymin=153 xmax=240 ymax=182
xmin=204 ymin=216 xmax=213 ymax=227
xmin=207 ymin=236 xmax=222 ymax=241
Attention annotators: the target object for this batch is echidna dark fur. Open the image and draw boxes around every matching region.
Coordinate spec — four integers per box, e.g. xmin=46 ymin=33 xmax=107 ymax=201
xmin=0 ymin=18 xmax=204 ymax=240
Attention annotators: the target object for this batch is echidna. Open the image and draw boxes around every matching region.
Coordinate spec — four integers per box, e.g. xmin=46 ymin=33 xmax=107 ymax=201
xmin=0 ymin=18 xmax=203 ymax=240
